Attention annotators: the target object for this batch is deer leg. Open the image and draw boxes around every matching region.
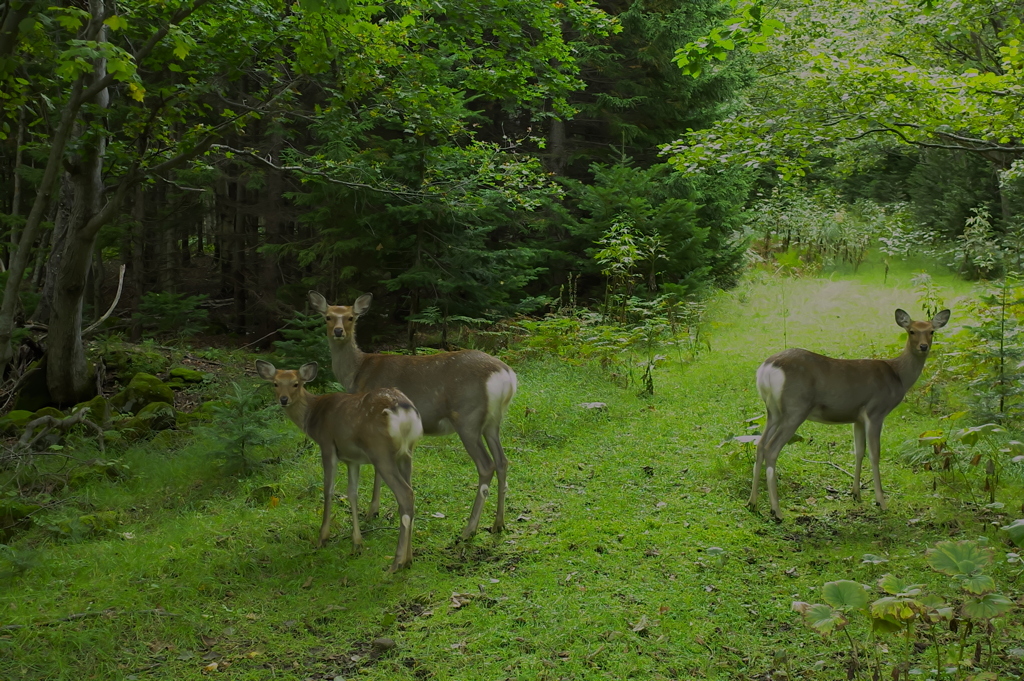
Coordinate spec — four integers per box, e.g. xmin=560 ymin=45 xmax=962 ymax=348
xmin=852 ymin=420 xmax=866 ymax=502
xmin=866 ymin=417 xmax=887 ymax=510
xmin=483 ymin=426 xmax=508 ymax=533
xmin=367 ymin=470 xmax=383 ymax=520
xmin=762 ymin=413 xmax=806 ymax=521
xmin=319 ymin=446 xmax=338 ymax=547
xmin=747 ymin=413 xmax=777 ymax=511
xmin=376 ymin=457 xmax=415 ymax=573
xmin=456 ymin=427 xmax=495 ymax=541
xmin=346 ymin=462 xmax=364 ymax=552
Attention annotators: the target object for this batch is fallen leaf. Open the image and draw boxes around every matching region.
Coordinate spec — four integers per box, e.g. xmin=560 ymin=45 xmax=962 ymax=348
xmin=431 ymin=512 xmax=446 ymax=518
xmin=202 ymin=662 xmax=218 ymax=672
xmin=302 ymin=576 xmax=314 ymax=589
xmin=655 ymin=501 xmax=667 ymax=509
xmin=200 ymin=635 xmax=218 ymax=648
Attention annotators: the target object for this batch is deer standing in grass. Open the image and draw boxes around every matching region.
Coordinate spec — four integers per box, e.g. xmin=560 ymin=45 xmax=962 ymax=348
xmin=255 ymin=360 xmax=422 ymax=572
xmin=748 ymin=308 xmax=951 ymax=521
xmin=308 ymin=291 xmax=517 ymax=540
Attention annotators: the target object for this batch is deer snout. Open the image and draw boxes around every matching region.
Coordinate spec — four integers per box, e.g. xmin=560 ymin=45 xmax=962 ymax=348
xmin=332 ymin=327 xmax=345 ymax=339
xmin=918 ymin=343 xmax=929 ymax=353
xmin=279 ymin=395 xmax=289 ymax=406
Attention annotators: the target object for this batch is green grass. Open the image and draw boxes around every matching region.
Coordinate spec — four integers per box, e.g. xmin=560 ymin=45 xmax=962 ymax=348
xmin=1 ymin=258 xmax=1022 ymax=680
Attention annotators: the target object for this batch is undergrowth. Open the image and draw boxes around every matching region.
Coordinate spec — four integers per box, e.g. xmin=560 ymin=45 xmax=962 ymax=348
xmin=0 ymin=256 xmax=1022 ymax=681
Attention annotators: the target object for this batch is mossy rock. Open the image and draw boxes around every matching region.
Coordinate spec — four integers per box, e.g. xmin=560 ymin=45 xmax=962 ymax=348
xmin=166 ymin=378 xmax=187 ymax=390
xmin=31 ymin=406 xmax=66 ymax=421
xmin=117 ymin=403 xmax=176 ymax=439
xmin=169 ymin=367 xmax=206 ymax=383
xmin=109 ymin=373 xmax=175 ymax=415
xmin=13 ymin=364 xmax=52 ymax=412
xmin=104 ymin=346 xmax=168 ymax=378
xmin=0 ymin=410 xmax=34 ymax=435
xmin=175 ymin=410 xmax=209 ymax=428
xmin=137 ymin=402 xmax=176 ymax=430
xmin=72 ymin=395 xmax=111 ymax=427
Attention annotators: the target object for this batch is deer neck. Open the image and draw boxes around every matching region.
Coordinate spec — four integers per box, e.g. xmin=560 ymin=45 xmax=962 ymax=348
xmin=887 ymin=339 xmax=927 ymax=394
xmin=330 ymin=335 xmax=364 ymax=390
xmin=282 ymin=388 xmax=316 ymax=435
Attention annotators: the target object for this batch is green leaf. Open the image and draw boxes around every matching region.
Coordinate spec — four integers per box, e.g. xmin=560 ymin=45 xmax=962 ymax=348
xmin=861 ymin=553 xmax=889 ymax=565
xmin=103 ymin=15 xmax=128 ymax=31
xmin=821 ymin=580 xmax=869 ymax=610
xmin=958 ymin=573 xmax=996 ymax=595
xmin=877 ymin=574 xmax=923 ymax=597
xmin=870 ymin=615 xmax=903 ymax=634
xmin=961 ymin=593 xmax=1013 ymax=620
xmin=1002 ymin=519 xmax=1024 ymax=548
xmin=926 ymin=541 xmax=993 ymax=576
xmin=792 ymin=602 xmax=847 ymax=636
xmin=871 ymin=596 xmax=921 ymax=623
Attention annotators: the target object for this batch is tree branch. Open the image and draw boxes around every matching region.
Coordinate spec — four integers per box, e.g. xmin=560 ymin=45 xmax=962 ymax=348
xmin=83 ymin=263 xmax=126 ymax=336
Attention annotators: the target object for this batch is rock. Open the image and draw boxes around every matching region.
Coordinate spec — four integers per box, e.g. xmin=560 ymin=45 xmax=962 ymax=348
xmin=372 ymin=637 xmax=397 ymax=652
xmin=134 ymin=402 xmax=177 ymax=431
xmin=109 ymin=373 xmax=175 ymax=415
xmin=169 ymin=367 xmax=207 ymax=383
xmin=71 ymin=395 xmax=111 ymax=426
xmin=104 ymin=346 xmax=168 ymax=378
xmin=30 ymin=406 xmax=66 ymax=421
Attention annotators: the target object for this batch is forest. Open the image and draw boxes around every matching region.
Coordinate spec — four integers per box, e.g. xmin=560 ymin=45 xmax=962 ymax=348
xmin=1 ymin=0 xmax=1024 ymax=679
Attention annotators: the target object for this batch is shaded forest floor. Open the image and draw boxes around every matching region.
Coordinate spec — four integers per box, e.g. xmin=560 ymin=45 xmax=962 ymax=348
xmin=2 ymin=258 xmax=1023 ymax=680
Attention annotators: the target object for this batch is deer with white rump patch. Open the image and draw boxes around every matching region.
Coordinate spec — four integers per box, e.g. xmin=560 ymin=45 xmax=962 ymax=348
xmin=308 ymin=291 xmax=517 ymax=540
xmin=748 ymin=308 xmax=951 ymax=521
xmin=255 ymin=360 xmax=421 ymax=572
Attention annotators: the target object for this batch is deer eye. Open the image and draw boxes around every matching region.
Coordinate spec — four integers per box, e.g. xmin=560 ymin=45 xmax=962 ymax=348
xmin=347 ymin=316 xmax=354 ymax=321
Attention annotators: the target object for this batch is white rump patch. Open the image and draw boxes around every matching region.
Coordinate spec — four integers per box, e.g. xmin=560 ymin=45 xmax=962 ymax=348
xmin=756 ymin=362 xmax=786 ymax=412
xmin=484 ymin=369 xmax=517 ymax=427
xmin=387 ymin=406 xmax=424 ymax=451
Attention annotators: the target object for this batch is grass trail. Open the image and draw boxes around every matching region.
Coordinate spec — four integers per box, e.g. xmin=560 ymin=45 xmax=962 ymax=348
xmin=1 ymin=261 xmax=1020 ymax=680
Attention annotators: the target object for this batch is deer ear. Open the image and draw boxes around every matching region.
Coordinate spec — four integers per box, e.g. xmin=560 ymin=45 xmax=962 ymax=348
xmin=932 ymin=309 xmax=950 ymax=329
xmin=353 ymin=293 xmax=373 ymax=316
xmin=299 ymin=362 xmax=319 ymax=382
xmin=255 ymin=359 xmax=277 ymax=380
xmin=894 ymin=309 xmax=912 ymax=329
xmin=308 ymin=291 xmax=328 ymax=313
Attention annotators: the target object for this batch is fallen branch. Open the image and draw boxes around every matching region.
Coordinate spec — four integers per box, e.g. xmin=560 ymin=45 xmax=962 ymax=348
xmin=0 ymin=607 xmax=181 ymax=631
xmin=83 ymin=263 xmax=127 ymax=336
xmin=18 ymin=406 xmax=105 ymax=454
xmin=800 ymin=457 xmax=855 ymax=480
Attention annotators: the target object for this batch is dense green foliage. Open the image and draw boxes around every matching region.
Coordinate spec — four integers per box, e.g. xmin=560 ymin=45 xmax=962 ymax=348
xmin=0 ymin=0 xmax=752 ymax=400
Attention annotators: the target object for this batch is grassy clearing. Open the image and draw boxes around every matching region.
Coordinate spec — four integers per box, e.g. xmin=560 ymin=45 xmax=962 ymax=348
xmin=1 ymin=258 xmax=1022 ymax=680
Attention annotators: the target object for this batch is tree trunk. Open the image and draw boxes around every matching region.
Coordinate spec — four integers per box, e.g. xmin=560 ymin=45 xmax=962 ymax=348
xmin=29 ymin=172 xmax=73 ymax=325
xmin=45 ymin=0 xmax=110 ymax=405
xmin=129 ymin=183 xmax=145 ymax=340
xmin=232 ymin=180 xmax=247 ymax=332
xmin=257 ymin=134 xmax=284 ymax=340
xmin=547 ymin=117 xmax=567 ymax=176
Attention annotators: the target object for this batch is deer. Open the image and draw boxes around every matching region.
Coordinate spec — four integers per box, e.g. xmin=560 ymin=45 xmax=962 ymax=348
xmin=255 ymin=359 xmax=422 ymax=572
xmin=308 ymin=291 xmax=518 ymax=541
xmin=747 ymin=308 xmax=951 ymax=521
